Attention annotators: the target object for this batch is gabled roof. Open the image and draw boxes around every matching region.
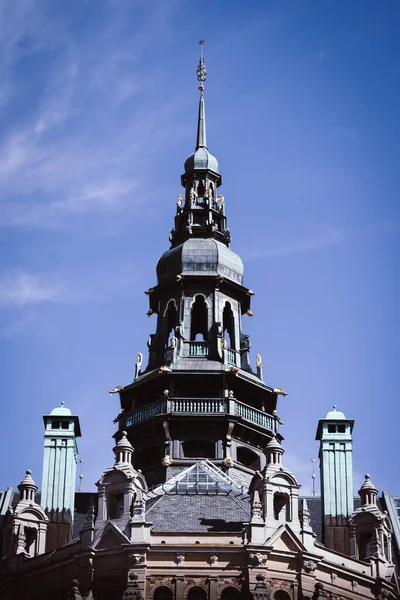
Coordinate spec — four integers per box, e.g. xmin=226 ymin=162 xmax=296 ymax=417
xmin=146 ymin=460 xmax=251 ymax=532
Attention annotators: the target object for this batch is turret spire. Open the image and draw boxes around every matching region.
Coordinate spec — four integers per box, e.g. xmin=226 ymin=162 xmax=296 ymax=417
xmin=196 ymin=40 xmax=207 ymax=150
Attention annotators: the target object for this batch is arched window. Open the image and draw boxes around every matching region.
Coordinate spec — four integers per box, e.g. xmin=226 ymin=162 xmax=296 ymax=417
xmin=181 ymin=440 xmax=215 ymax=459
xmin=223 ymin=302 xmax=235 ymax=349
xmin=154 ymin=587 xmax=173 ymax=600
xmin=187 ymin=587 xmax=207 ymax=600
xmin=221 ymin=588 xmax=241 ymax=600
xmin=165 ymin=300 xmax=177 ymax=347
xmin=273 ymin=492 xmax=290 ymax=521
xmin=237 ymin=446 xmax=261 ymax=470
xmin=190 ymin=295 xmax=208 ymax=341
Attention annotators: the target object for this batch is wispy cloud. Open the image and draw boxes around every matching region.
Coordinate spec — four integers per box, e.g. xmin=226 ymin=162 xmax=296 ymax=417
xmin=0 ymin=269 xmax=63 ymax=307
xmin=0 ymin=1 xmax=178 ymax=230
xmin=245 ymin=228 xmax=345 ymax=261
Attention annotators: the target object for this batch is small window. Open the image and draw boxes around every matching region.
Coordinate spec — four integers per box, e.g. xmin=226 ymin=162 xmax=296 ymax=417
xmin=61 ymin=421 xmax=69 ymax=429
xmin=328 ymin=424 xmax=336 ymax=433
xmin=51 ymin=420 xmax=60 ymax=429
xmin=337 ymin=424 xmax=346 ymax=433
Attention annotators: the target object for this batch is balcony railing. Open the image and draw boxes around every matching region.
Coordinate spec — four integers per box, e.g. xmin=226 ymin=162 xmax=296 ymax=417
xmin=123 ymin=397 xmax=276 ymax=433
xmin=171 ymin=398 xmax=226 ymax=414
xmin=189 ymin=341 xmax=208 ymax=357
xmin=227 ymin=349 xmax=236 ymax=364
xmin=125 ymin=399 xmax=165 ymax=428
xmin=235 ymin=401 xmax=273 ymax=430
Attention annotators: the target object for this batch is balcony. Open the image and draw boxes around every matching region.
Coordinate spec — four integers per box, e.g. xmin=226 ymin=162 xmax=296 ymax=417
xmin=189 ymin=341 xmax=208 ymax=357
xmin=123 ymin=397 xmax=276 ymax=433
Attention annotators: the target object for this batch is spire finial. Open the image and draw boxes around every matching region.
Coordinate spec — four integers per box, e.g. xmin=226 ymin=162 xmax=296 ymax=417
xmin=197 ymin=40 xmax=207 ymax=94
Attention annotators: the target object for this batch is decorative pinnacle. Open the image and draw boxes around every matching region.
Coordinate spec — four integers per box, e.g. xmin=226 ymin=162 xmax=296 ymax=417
xmin=197 ymin=39 xmax=207 ymax=94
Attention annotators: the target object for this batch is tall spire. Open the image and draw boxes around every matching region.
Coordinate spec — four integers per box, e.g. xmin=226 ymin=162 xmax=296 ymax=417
xmin=196 ymin=40 xmax=207 ymax=150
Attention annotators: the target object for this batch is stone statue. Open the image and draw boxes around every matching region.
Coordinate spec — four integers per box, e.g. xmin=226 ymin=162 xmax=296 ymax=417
xmin=134 ymin=353 xmax=143 ymax=380
xmin=189 ymin=186 xmax=198 ymax=201
xmin=221 ymin=337 xmax=228 ymax=350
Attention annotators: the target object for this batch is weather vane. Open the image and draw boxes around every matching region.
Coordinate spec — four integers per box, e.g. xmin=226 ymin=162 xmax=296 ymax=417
xmin=197 ymin=39 xmax=207 ymax=94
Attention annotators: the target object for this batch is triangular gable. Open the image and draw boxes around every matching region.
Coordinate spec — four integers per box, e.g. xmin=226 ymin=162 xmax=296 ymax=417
xmin=146 ymin=460 xmax=249 ymax=500
xmin=92 ymin=521 xmax=130 ymax=549
xmin=266 ymin=524 xmax=306 ymax=553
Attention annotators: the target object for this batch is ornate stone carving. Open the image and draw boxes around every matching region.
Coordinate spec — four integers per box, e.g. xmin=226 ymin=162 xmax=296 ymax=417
xmin=128 ymin=553 xmax=145 ymax=566
xmin=209 ymin=554 xmax=218 ymax=566
xmin=223 ymin=457 xmax=234 ymax=468
xmin=176 ymin=554 xmax=185 ymax=566
xmin=302 ymin=559 xmax=317 ymax=574
xmin=162 ymin=455 xmax=173 ymax=467
xmin=249 ymin=552 xmax=268 ymax=566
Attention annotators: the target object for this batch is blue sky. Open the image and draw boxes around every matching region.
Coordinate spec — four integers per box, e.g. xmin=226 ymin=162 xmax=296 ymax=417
xmin=0 ymin=0 xmax=399 ymax=498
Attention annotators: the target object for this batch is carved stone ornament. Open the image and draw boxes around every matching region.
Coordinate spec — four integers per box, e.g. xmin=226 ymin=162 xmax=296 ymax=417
xmin=162 ymin=455 xmax=173 ymax=467
xmin=302 ymin=559 xmax=317 ymax=574
xmin=249 ymin=552 xmax=268 ymax=566
xmin=209 ymin=554 xmax=218 ymax=566
xmin=223 ymin=457 xmax=234 ymax=468
xmin=129 ymin=553 xmax=145 ymax=566
xmin=176 ymin=554 xmax=185 ymax=566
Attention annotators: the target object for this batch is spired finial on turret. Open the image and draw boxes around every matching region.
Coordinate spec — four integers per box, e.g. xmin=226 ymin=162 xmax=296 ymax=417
xmin=197 ymin=39 xmax=207 ymax=94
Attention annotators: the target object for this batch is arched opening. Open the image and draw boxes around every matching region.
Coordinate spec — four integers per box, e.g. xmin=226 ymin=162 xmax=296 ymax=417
xmin=197 ymin=180 xmax=205 ymax=200
xmin=223 ymin=302 xmax=235 ymax=349
xmin=190 ymin=295 xmax=208 ymax=341
xmin=24 ymin=527 xmax=37 ymax=556
xmin=187 ymin=587 xmax=207 ymax=600
xmin=181 ymin=440 xmax=215 ymax=459
xmin=154 ymin=587 xmax=173 ymax=600
xmin=273 ymin=492 xmax=290 ymax=521
xmin=165 ymin=300 xmax=177 ymax=347
xmin=274 ymin=591 xmax=291 ymax=600
xmin=236 ymin=446 xmax=261 ymax=470
xmin=221 ymin=588 xmax=241 ymax=600
xmin=108 ymin=492 xmax=123 ymax=519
